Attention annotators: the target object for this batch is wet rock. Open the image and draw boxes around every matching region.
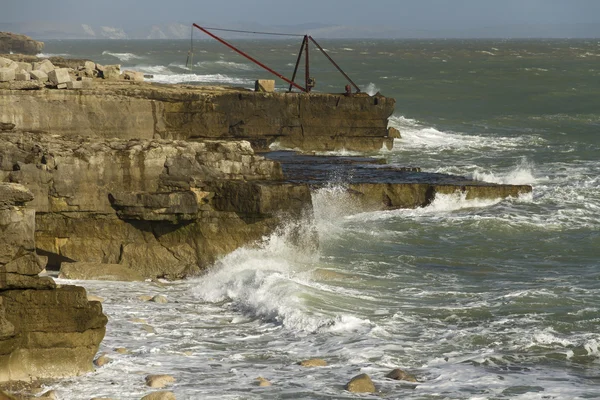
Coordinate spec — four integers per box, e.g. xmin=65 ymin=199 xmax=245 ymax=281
xmin=114 ymin=347 xmax=130 ymax=354
xmin=150 ymin=295 xmax=168 ymax=304
xmin=140 ymin=392 xmax=176 ymax=400
xmin=94 ymin=354 xmax=112 ymax=367
xmin=87 ymin=295 xmax=104 ymax=303
xmin=130 ymin=318 xmax=148 ymax=324
xmin=138 ymin=295 xmax=153 ymax=302
xmin=385 ymin=368 xmax=417 ymax=382
xmin=140 ymin=324 xmax=156 ymax=334
xmin=256 ymin=377 xmax=271 ymax=387
xmin=388 ymin=126 xmax=401 ymax=139
xmin=101 ymin=65 xmax=121 ymax=80
xmin=345 ymin=373 xmax=376 ymax=393
xmin=59 ymin=262 xmax=145 ymax=282
xmin=145 ymin=374 xmax=176 ymax=388
xmin=298 ymin=358 xmax=327 ymax=367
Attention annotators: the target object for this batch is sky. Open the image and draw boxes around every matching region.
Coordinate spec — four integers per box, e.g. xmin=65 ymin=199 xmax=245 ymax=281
xmin=3 ymin=0 xmax=600 ymax=36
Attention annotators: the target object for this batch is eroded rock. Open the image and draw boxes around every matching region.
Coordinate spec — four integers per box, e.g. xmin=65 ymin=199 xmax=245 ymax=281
xmin=141 ymin=392 xmax=176 ymax=400
xmin=59 ymin=262 xmax=145 ymax=282
xmin=298 ymin=358 xmax=327 ymax=367
xmin=145 ymin=374 xmax=176 ymax=388
xmin=345 ymin=373 xmax=376 ymax=393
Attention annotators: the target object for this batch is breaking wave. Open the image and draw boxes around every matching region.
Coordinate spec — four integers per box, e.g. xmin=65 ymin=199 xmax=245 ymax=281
xmin=102 ymin=51 xmax=143 ymax=61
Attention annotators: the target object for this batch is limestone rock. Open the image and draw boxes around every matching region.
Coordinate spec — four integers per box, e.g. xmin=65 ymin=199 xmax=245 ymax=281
xmin=114 ymin=347 xmax=129 ymax=354
xmin=94 ymin=354 xmax=112 ymax=367
xmin=150 ymin=295 xmax=168 ymax=304
xmin=123 ymin=70 xmax=144 ymax=82
xmin=145 ymin=374 xmax=176 ymax=388
xmin=345 ymin=373 xmax=376 ymax=393
xmin=255 ymin=79 xmax=274 ymax=92
xmin=29 ymin=70 xmax=48 ymax=82
xmin=0 ymin=32 xmax=44 ymax=55
xmin=141 ymin=392 xmax=176 ymax=400
xmin=0 ymin=122 xmax=14 ymax=131
xmin=66 ymin=80 xmax=82 ymax=89
xmin=138 ymin=295 xmax=153 ymax=302
xmin=256 ymin=377 xmax=271 ymax=387
xmin=0 ymin=68 xmax=15 ymax=82
xmin=388 ymin=126 xmax=401 ymax=139
xmin=140 ymin=324 xmax=156 ymax=334
xmin=33 ymin=60 xmax=55 ymax=74
xmin=0 ymin=390 xmax=18 ymax=399
xmin=298 ymin=358 xmax=327 ymax=367
xmin=48 ymin=68 xmax=71 ymax=86
xmin=386 ymin=368 xmax=417 ymax=382
xmin=15 ymin=70 xmax=30 ymax=81
xmin=16 ymin=62 xmax=32 ymax=73
xmin=87 ymin=295 xmax=104 ymax=302
xmin=102 ymin=65 xmax=121 ymax=80
xmin=59 ymin=262 xmax=145 ymax=282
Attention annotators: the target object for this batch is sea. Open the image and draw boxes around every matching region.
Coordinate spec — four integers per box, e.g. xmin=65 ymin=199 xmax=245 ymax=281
xmin=37 ymin=38 xmax=599 ymax=399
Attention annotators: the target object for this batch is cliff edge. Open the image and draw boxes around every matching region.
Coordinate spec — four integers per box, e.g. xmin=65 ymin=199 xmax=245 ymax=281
xmin=0 ymin=33 xmax=43 ymax=56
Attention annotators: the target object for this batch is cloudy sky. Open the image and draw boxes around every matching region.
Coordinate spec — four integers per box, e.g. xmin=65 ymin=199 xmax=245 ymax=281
xmin=4 ymin=0 xmax=600 ymax=37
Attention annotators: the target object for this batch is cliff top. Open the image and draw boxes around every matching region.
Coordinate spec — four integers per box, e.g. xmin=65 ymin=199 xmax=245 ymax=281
xmin=0 ymin=32 xmax=44 ymax=55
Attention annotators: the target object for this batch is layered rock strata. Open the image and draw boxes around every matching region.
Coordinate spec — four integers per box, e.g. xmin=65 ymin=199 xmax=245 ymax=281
xmin=0 ymin=183 xmax=107 ymax=382
xmin=0 ymin=80 xmax=395 ymax=152
xmin=0 ymin=132 xmax=312 ymax=278
xmin=0 ymin=33 xmax=43 ymax=55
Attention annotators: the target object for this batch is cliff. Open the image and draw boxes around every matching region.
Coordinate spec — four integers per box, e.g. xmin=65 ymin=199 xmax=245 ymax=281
xmin=0 ymin=132 xmax=312 ymax=279
xmin=0 ymin=183 xmax=107 ymax=382
xmin=0 ymin=32 xmax=43 ymax=55
xmin=0 ymin=80 xmax=396 ymax=152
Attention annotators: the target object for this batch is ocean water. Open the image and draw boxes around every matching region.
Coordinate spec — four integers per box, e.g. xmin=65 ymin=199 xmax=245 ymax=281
xmin=39 ymin=38 xmax=600 ymax=399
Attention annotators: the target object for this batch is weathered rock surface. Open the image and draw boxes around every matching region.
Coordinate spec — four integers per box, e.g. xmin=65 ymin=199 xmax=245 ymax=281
xmin=0 ymin=183 xmax=107 ymax=382
xmin=0 ymin=81 xmax=395 ymax=152
xmin=0 ymin=132 xmax=312 ymax=279
xmin=145 ymin=374 xmax=176 ymax=388
xmin=345 ymin=373 xmax=376 ymax=393
xmin=298 ymin=358 xmax=327 ymax=367
xmin=59 ymin=262 xmax=145 ymax=282
xmin=0 ymin=33 xmax=44 ymax=55
xmin=386 ymin=368 xmax=417 ymax=382
xmin=141 ymin=392 xmax=176 ymax=400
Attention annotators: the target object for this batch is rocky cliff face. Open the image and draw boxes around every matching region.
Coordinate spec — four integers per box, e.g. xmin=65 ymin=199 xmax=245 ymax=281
xmin=0 ymin=32 xmax=44 ymax=55
xmin=0 ymin=81 xmax=396 ymax=152
xmin=0 ymin=132 xmax=312 ymax=279
xmin=0 ymin=183 xmax=107 ymax=382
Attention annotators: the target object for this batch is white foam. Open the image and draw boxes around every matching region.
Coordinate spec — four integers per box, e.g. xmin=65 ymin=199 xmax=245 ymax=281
xmin=148 ymin=73 xmax=254 ymax=85
xmin=363 ymin=82 xmax=380 ymax=96
xmin=195 ymin=60 xmax=256 ymax=71
xmin=470 ymin=158 xmax=537 ymax=185
xmin=36 ymin=52 xmax=70 ymax=58
xmin=102 ymin=51 xmax=143 ymax=62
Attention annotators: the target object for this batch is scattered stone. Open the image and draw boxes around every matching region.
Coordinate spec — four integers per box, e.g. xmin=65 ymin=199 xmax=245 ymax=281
xmin=114 ymin=347 xmax=130 ymax=354
xmin=30 ymin=70 xmax=48 ymax=82
xmin=0 ymin=57 xmax=13 ymax=68
xmin=255 ymin=79 xmax=275 ymax=92
xmin=15 ymin=70 xmax=30 ymax=81
xmin=102 ymin=64 xmax=121 ymax=80
xmin=138 ymin=295 xmax=153 ymax=302
xmin=16 ymin=62 xmax=33 ymax=72
xmin=140 ymin=324 xmax=156 ymax=334
xmin=123 ymin=70 xmax=144 ymax=82
xmin=87 ymin=295 xmax=105 ymax=302
xmin=56 ymin=83 xmax=67 ymax=89
xmin=48 ymin=68 xmax=71 ymax=86
xmin=94 ymin=353 xmax=112 ymax=367
xmin=140 ymin=392 xmax=176 ymax=400
xmin=298 ymin=358 xmax=327 ymax=367
xmin=388 ymin=127 xmax=401 ymax=139
xmin=145 ymin=374 xmax=176 ymax=388
xmin=150 ymin=295 xmax=168 ymax=304
xmin=66 ymin=80 xmax=83 ymax=89
xmin=345 ymin=373 xmax=376 ymax=394
xmin=0 ymin=68 xmax=15 ymax=82
xmin=34 ymin=60 xmax=55 ymax=74
xmin=59 ymin=262 xmax=145 ymax=282
xmin=385 ymin=368 xmax=417 ymax=382
xmin=256 ymin=377 xmax=271 ymax=387
xmin=130 ymin=318 xmax=148 ymax=324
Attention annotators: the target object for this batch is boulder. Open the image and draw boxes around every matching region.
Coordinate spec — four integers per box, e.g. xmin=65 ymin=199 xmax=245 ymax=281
xmin=385 ymin=368 xmax=417 ymax=382
xmin=150 ymin=295 xmax=168 ymax=304
xmin=66 ymin=80 xmax=83 ymax=89
xmin=16 ymin=62 xmax=32 ymax=72
xmin=123 ymin=70 xmax=144 ymax=82
xmin=102 ymin=65 xmax=121 ymax=80
xmin=255 ymin=79 xmax=275 ymax=92
xmin=48 ymin=68 xmax=71 ymax=86
xmin=93 ymin=354 xmax=112 ymax=367
xmin=298 ymin=358 xmax=327 ymax=367
xmin=33 ymin=60 xmax=55 ymax=74
xmin=15 ymin=70 xmax=30 ymax=82
xmin=388 ymin=127 xmax=401 ymax=139
xmin=30 ymin=70 xmax=48 ymax=82
xmin=345 ymin=373 xmax=376 ymax=393
xmin=0 ymin=57 xmax=12 ymax=68
xmin=0 ymin=68 xmax=15 ymax=82
xmin=145 ymin=374 xmax=176 ymax=388
xmin=141 ymin=392 xmax=176 ymax=400
xmin=58 ymin=262 xmax=145 ymax=282
xmin=256 ymin=377 xmax=271 ymax=387
xmin=114 ymin=347 xmax=129 ymax=354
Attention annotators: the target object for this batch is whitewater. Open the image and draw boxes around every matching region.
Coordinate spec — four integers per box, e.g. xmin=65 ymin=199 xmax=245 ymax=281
xmin=36 ymin=38 xmax=600 ymax=399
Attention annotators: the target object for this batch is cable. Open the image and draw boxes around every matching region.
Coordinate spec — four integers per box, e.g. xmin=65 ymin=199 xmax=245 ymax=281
xmin=200 ymin=26 xmax=305 ymax=37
